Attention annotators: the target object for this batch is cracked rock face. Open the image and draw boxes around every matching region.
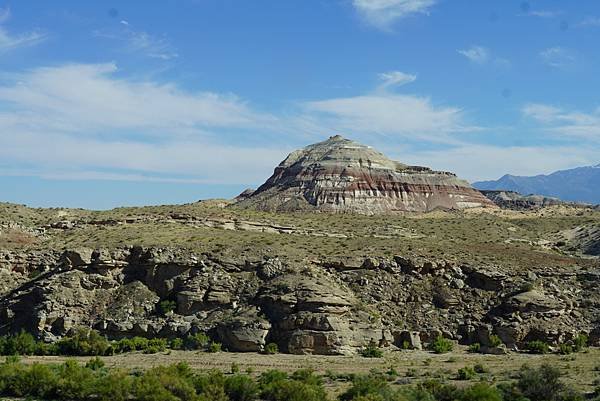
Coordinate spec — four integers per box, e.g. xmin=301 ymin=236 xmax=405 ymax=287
xmin=235 ymin=135 xmax=495 ymax=214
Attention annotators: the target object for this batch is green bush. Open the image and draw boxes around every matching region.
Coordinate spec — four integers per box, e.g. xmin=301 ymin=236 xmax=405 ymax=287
xmin=458 ymin=383 xmax=502 ymax=401
xmin=457 ymin=366 xmax=476 ymax=380
xmin=264 ymin=342 xmax=279 ymax=355
xmin=573 ymin=334 xmax=588 ymax=352
xmin=525 ymin=340 xmax=549 ymax=354
xmin=473 ymin=363 xmax=487 ymax=374
xmin=339 ymin=373 xmax=391 ymax=401
xmin=467 ymin=343 xmax=481 ymax=353
xmin=56 ymin=329 xmax=110 ymax=356
xmin=559 ymin=344 xmax=573 ymax=355
xmin=513 ymin=363 xmax=579 ymax=401
xmin=429 ymin=335 xmax=454 ymax=354
xmin=225 ymin=374 xmax=259 ymax=401
xmin=170 ymin=338 xmax=184 ymax=350
xmin=360 ymin=342 xmax=384 ymax=358
xmin=0 ymin=330 xmax=38 ymax=355
xmin=488 ymin=335 xmax=502 ymax=347
xmin=158 ymin=300 xmax=177 ymax=315
xmin=185 ymin=332 xmax=210 ymax=350
xmin=208 ymin=341 xmax=222 ymax=353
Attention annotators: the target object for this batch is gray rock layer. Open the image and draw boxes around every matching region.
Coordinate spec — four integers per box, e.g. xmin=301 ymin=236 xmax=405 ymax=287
xmin=2 ymin=246 xmax=599 ymax=354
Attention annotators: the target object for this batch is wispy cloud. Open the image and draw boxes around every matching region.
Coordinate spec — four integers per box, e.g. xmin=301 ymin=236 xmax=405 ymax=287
xmin=458 ymin=45 xmax=511 ymax=68
xmin=0 ymin=6 xmax=9 ymax=23
xmin=302 ymin=95 xmax=469 ymax=143
xmin=0 ymin=63 xmax=286 ymax=184
xmin=458 ymin=45 xmax=489 ymax=64
xmin=0 ymin=7 xmax=47 ymax=53
xmin=519 ymin=10 xmax=562 ymax=18
xmin=94 ymin=24 xmax=178 ymax=60
xmin=401 ymin=144 xmax=599 ymax=182
xmin=128 ymin=31 xmax=178 ymax=60
xmin=353 ymin=0 xmax=436 ymax=30
xmin=377 ymin=70 xmax=416 ymax=91
xmin=523 ymin=103 xmax=600 ymax=142
xmin=539 ymin=47 xmax=576 ymax=68
xmin=578 ymin=16 xmax=600 ymax=27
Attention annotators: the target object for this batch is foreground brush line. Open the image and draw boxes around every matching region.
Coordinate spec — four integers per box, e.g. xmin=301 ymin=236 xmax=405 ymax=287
xmin=0 ymin=330 xmax=231 ymax=356
xmin=0 ymin=356 xmax=597 ymax=401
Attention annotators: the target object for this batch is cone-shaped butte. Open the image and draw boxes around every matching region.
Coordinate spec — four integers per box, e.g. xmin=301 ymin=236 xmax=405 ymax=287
xmin=235 ymin=135 xmax=495 ymax=214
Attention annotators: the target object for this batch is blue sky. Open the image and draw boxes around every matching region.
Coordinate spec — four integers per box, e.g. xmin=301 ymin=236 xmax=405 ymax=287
xmin=1 ymin=0 xmax=599 ymax=209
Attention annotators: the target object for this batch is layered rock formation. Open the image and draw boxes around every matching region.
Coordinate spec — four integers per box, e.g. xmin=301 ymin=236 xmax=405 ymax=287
xmin=235 ymin=135 xmax=495 ymax=214
xmin=1 ymin=246 xmax=599 ymax=354
xmin=481 ymin=190 xmax=588 ymax=210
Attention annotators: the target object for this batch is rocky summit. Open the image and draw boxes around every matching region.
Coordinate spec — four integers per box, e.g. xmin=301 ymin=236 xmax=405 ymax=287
xmin=235 ymin=135 xmax=495 ymax=214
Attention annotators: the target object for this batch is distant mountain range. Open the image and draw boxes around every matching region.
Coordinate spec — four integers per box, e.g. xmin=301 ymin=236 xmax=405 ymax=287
xmin=473 ymin=164 xmax=600 ymax=205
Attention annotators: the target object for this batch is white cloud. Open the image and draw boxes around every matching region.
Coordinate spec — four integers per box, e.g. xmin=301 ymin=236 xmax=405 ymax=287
xmin=578 ymin=16 xmax=600 ymax=27
xmin=519 ymin=10 xmax=562 ymax=18
xmin=0 ymin=7 xmax=47 ymax=53
xmin=0 ymin=63 xmax=276 ymax=132
xmin=458 ymin=46 xmax=489 ymax=64
xmin=0 ymin=7 xmax=10 ymax=23
xmin=377 ymin=70 xmax=416 ymax=91
xmin=128 ymin=31 xmax=178 ymax=60
xmin=353 ymin=0 xmax=436 ymax=30
xmin=540 ymin=47 xmax=576 ymax=68
xmin=523 ymin=103 xmax=600 ymax=141
xmin=303 ymin=94 xmax=468 ymax=142
xmin=0 ymin=63 xmax=287 ymax=184
xmin=93 ymin=26 xmax=178 ymax=60
xmin=400 ymin=144 xmax=599 ymax=182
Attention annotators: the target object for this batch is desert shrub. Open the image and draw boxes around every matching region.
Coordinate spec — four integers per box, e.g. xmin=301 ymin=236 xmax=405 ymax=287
xmin=525 ymin=340 xmax=549 ymax=354
xmin=134 ymin=364 xmax=197 ymax=401
xmin=573 ymin=334 xmax=588 ymax=352
xmin=0 ymin=330 xmax=37 ymax=355
xmin=429 ymin=336 xmax=453 ymax=354
xmin=467 ymin=343 xmax=481 ymax=353
xmin=264 ymin=342 xmax=279 ymax=354
xmin=261 ymin=378 xmax=327 ymax=401
xmin=418 ymin=379 xmax=461 ymax=401
xmin=457 ymin=366 xmax=476 ymax=381
xmin=457 ymin=383 xmax=502 ymax=401
xmin=339 ymin=373 xmax=392 ymax=401
xmin=55 ymin=360 xmax=97 ymax=400
xmin=473 ymin=364 xmax=487 ymax=374
xmin=158 ymin=300 xmax=177 ymax=315
xmin=488 ymin=335 xmax=502 ymax=347
xmin=193 ymin=369 xmax=226 ymax=397
xmin=225 ymin=374 xmax=259 ymax=401
xmin=95 ymin=369 xmax=134 ymax=401
xmin=56 ymin=329 xmax=110 ymax=356
xmin=360 ymin=342 xmax=384 ymax=358
xmin=85 ymin=356 xmax=105 ymax=371
xmin=559 ymin=344 xmax=573 ymax=355
xmin=170 ymin=338 xmax=184 ymax=350
xmin=185 ymin=332 xmax=210 ymax=350
xmin=208 ymin=341 xmax=222 ymax=353
xmin=231 ymin=362 xmax=241 ymax=374
xmin=1 ymin=362 xmax=58 ymax=398
xmin=513 ymin=363 xmax=582 ymax=401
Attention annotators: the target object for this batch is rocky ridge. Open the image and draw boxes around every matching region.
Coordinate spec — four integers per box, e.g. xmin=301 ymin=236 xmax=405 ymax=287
xmin=236 ymin=136 xmax=495 ymax=214
xmin=481 ymin=190 xmax=590 ymax=210
xmin=1 ymin=246 xmax=599 ymax=354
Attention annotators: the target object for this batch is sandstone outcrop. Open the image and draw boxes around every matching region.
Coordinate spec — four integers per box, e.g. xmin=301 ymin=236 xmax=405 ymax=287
xmin=1 ymin=246 xmax=598 ymax=354
xmin=235 ymin=135 xmax=495 ymax=214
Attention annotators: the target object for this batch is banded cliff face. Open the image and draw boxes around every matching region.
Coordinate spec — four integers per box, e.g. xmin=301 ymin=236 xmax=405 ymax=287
xmin=236 ymin=135 xmax=495 ymax=213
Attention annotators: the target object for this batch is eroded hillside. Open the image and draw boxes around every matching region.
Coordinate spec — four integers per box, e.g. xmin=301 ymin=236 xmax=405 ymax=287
xmin=1 ymin=201 xmax=599 ymax=354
